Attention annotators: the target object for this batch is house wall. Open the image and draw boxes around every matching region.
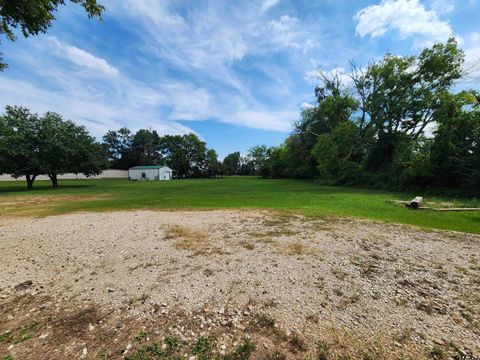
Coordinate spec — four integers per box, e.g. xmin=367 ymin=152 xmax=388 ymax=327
xmin=159 ymin=168 xmax=172 ymax=180
xmin=0 ymin=169 xmax=128 ymax=181
xmin=128 ymin=168 xmax=160 ymax=181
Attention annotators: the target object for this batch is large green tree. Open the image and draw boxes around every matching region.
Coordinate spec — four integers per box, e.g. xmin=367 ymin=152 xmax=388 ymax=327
xmin=248 ymin=145 xmax=269 ymax=176
xmin=429 ymin=92 xmax=480 ymax=191
xmin=160 ymin=134 xmax=207 ymax=178
xmin=205 ymin=149 xmax=220 ymax=178
xmin=351 ymin=38 xmax=464 ymax=171
xmin=39 ymin=112 xmax=106 ymax=187
xmin=102 ymin=127 xmax=136 ymax=169
xmin=0 ymin=0 xmax=104 ymax=70
xmin=0 ymin=106 xmax=41 ymax=189
xmin=132 ymin=129 xmax=161 ymax=166
xmin=222 ymin=151 xmax=241 ymax=176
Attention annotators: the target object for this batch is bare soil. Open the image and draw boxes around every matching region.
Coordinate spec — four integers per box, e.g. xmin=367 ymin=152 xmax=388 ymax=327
xmin=0 ymin=210 xmax=479 ymax=359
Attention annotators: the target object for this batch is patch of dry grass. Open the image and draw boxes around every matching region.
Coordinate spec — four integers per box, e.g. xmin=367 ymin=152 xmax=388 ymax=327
xmin=165 ymin=224 xmax=218 ymax=255
xmin=0 ymin=194 xmax=111 ymax=218
xmin=285 ymin=242 xmax=305 ymax=255
xmin=247 ymin=228 xmax=296 ymax=238
xmin=314 ymin=327 xmax=429 ymax=360
xmin=331 ymin=267 xmax=348 ymax=281
xmin=239 ymin=240 xmax=255 ymax=250
xmin=261 ymin=213 xmax=295 ymax=227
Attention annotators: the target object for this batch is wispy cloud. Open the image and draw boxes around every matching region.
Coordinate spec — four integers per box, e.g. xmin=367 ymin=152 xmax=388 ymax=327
xmin=463 ymin=32 xmax=480 ymax=82
xmin=63 ymin=45 xmax=119 ymax=77
xmin=429 ymin=0 xmax=455 ymax=14
xmin=305 ymin=66 xmax=353 ymax=87
xmin=261 ymin=0 xmax=280 ymax=13
xmin=96 ymin=0 xmax=313 ymax=131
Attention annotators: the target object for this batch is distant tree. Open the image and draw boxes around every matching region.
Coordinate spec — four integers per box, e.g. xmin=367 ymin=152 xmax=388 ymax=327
xmin=160 ymin=134 xmax=207 ymax=178
xmin=248 ymin=145 xmax=269 ymax=176
xmin=132 ymin=129 xmax=161 ymax=165
xmin=429 ymin=92 xmax=480 ymax=191
xmin=222 ymin=151 xmax=241 ymax=175
xmin=102 ymin=127 xmax=136 ymax=169
xmin=311 ymin=122 xmax=362 ymax=184
xmin=0 ymin=106 xmax=42 ymax=189
xmin=238 ymin=156 xmax=256 ymax=175
xmin=0 ymin=0 xmax=104 ymax=70
xmin=38 ymin=112 xmax=107 ymax=187
xmin=205 ymin=149 xmax=220 ymax=178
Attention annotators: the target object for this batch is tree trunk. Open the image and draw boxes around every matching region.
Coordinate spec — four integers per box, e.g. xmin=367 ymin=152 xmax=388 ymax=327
xmin=49 ymin=173 xmax=58 ymax=188
xmin=25 ymin=174 xmax=36 ymax=190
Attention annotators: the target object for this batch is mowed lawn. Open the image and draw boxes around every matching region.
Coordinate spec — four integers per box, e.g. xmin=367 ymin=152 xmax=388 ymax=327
xmin=1 ymin=177 xmax=480 ymax=234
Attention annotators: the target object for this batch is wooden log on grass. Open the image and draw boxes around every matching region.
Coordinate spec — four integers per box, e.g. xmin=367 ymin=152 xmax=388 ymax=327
xmin=406 ymin=196 xmax=423 ymax=209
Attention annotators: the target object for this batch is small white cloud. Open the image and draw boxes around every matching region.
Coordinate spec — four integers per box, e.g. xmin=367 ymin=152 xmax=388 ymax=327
xmin=64 ymin=46 xmax=120 ymax=77
xmin=228 ymin=109 xmax=295 ymax=132
xmin=429 ymin=0 xmax=455 ymax=14
xmin=459 ymin=32 xmax=480 ymax=82
xmin=121 ymin=0 xmax=185 ymax=27
xmin=468 ymin=32 xmax=480 ymax=44
xmin=355 ymin=0 xmax=452 ymax=44
xmin=305 ymin=67 xmax=353 ymax=87
xmin=48 ymin=37 xmax=119 ymax=77
xmin=300 ymin=102 xmax=315 ymax=109
xmin=267 ymin=15 xmax=317 ymax=51
xmin=261 ymin=0 xmax=280 ymax=13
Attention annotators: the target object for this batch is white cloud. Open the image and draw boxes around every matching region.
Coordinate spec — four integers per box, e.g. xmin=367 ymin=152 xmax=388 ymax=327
xmin=463 ymin=32 xmax=480 ymax=82
xmin=1 ymin=32 xmax=297 ymax=139
xmin=267 ymin=15 xmax=318 ymax=51
xmin=300 ymin=102 xmax=315 ymax=110
xmin=105 ymin=1 xmax=317 ymax=83
xmin=429 ymin=0 xmax=455 ymax=14
xmin=355 ymin=0 xmax=452 ymax=45
xmin=47 ymin=37 xmax=119 ymax=77
xmin=261 ymin=0 xmax=280 ymax=13
xmin=228 ymin=110 xmax=296 ymax=132
xmin=305 ymin=67 xmax=353 ymax=87
xmin=63 ymin=46 xmax=119 ymax=77
xmin=121 ymin=0 xmax=186 ymax=27
xmin=93 ymin=1 xmax=313 ymax=132
xmin=0 ymin=75 xmax=193 ymax=137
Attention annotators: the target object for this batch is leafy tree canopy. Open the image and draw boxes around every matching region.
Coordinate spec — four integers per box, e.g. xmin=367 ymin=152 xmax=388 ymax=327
xmin=0 ymin=0 xmax=104 ymax=70
xmin=0 ymin=106 xmax=106 ymax=189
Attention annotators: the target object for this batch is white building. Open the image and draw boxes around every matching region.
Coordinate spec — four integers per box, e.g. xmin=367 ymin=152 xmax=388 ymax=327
xmin=128 ymin=165 xmax=174 ymax=181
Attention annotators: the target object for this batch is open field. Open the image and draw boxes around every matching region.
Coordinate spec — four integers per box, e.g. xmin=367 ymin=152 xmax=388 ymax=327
xmin=1 ymin=177 xmax=480 ymax=234
xmin=0 ymin=210 xmax=479 ymax=359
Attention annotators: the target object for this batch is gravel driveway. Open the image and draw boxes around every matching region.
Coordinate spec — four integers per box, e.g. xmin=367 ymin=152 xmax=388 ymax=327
xmin=0 ymin=210 xmax=479 ymax=359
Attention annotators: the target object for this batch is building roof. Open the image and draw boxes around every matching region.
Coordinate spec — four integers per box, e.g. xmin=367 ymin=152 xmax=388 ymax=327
xmin=129 ymin=165 xmax=172 ymax=170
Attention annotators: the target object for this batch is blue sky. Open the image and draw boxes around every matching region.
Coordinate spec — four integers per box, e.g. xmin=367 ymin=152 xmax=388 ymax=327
xmin=1 ymin=0 xmax=479 ymax=158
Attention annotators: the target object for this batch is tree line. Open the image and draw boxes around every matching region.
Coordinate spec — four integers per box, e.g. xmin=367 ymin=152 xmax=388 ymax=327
xmin=102 ymin=128 xmax=221 ymax=178
xmin=231 ymin=38 xmax=480 ymax=195
xmin=0 ymin=107 xmax=227 ymax=189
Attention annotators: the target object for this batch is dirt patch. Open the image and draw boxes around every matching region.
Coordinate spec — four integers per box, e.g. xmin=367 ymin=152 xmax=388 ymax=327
xmin=0 ymin=210 xmax=479 ymax=359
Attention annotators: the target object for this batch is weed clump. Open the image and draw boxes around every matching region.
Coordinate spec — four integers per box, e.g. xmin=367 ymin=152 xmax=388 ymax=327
xmin=254 ymin=313 xmax=275 ymax=328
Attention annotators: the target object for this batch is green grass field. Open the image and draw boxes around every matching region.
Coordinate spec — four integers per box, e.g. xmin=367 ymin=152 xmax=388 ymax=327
xmin=1 ymin=177 xmax=479 ymax=234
